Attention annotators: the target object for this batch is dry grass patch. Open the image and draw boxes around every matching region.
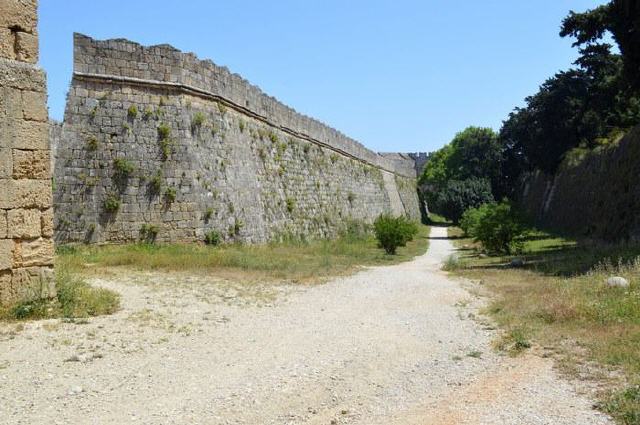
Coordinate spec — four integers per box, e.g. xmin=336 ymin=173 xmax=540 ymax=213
xmin=447 ymin=226 xmax=640 ymax=424
xmin=0 ymin=268 xmax=120 ymax=322
xmin=57 ymin=225 xmax=430 ymax=284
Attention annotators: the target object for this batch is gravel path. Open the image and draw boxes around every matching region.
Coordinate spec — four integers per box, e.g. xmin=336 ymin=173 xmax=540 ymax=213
xmin=0 ymin=227 xmax=613 ymax=424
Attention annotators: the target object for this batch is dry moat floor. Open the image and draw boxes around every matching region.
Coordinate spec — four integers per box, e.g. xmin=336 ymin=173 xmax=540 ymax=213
xmin=0 ymin=227 xmax=613 ymax=424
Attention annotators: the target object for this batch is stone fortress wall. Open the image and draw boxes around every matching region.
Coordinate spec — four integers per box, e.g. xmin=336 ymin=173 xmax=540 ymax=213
xmin=53 ymin=34 xmax=422 ymax=244
xmin=519 ymin=125 xmax=640 ymax=242
xmin=0 ymin=0 xmax=55 ymax=305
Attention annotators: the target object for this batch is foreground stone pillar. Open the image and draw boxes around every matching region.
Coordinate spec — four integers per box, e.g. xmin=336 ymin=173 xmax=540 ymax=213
xmin=0 ymin=0 xmax=55 ymax=305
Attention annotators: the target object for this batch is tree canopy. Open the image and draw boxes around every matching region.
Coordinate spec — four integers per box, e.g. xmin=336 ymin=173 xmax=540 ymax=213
xmin=560 ymin=0 xmax=640 ymax=91
xmin=496 ymin=1 xmax=640 ymax=190
xmin=420 ymin=127 xmax=500 ymax=189
xmin=420 ymin=1 xmax=640 ymax=210
xmin=420 ymin=127 xmax=500 ymax=222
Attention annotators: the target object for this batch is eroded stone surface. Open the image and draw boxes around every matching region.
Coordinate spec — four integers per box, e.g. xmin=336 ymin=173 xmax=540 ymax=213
xmin=0 ymin=0 xmax=54 ymax=306
xmin=12 ymin=148 xmax=49 ymax=178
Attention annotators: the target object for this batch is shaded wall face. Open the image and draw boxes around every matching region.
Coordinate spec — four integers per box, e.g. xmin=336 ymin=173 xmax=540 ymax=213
xmin=53 ymin=35 xmax=420 ymax=244
xmin=0 ymin=0 xmax=55 ymax=305
xmin=519 ymin=126 xmax=640 ymax=242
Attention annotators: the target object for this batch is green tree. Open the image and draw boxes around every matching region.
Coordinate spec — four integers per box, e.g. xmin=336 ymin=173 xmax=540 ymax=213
xmin=420 ymin=127 xmax=500 ymax=188
xmin=447 ymin=127 xmax=501 ymax=187
xmin=560 ymin=0 xmax=640 ymax=91
xmin=499 ymin=43 xmax=640 ymax=183
xmin=419 ymin=144 xmax=453 ymax=188
xmin=429 ymin=178 xmax=494 ymax=224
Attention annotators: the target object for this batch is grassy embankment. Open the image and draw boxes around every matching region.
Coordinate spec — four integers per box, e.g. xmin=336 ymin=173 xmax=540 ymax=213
xmin=445 ymin=222 xmax=640 ymax=424
xmin=2 ymin=224 xmax=430 ymax=321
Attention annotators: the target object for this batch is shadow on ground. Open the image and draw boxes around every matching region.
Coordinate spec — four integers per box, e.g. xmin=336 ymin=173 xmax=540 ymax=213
xmin=454 ymin=233 xmax=640 ymax=277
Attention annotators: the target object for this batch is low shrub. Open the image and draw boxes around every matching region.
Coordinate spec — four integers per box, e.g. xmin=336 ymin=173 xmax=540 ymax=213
xmin=113 ymin=158 xmax=135 ymax=178
xmin=157 ymin=123 xmax=171 ymax=140
xmin=192 ymin=112 xmax=206 ymax=128
xmin=459 ymin=203 xmax=492 ymax=237
xmin=471 ymin=201 xmax=527 ymax=254
xmin=442 ymin=254 xmax=462 ymax=271
xmin=148 ymin=171 xmax=163 ymax=195
xmin=86 ymin=136 xmax=99 ymax=151
xmin=285 ymin=197 xmax=295 ymax=213
xmin=139 ymin=223 xmax=159 ymax=243
xmin=603 ymin=385 xmax=640 ymax=425
xmin=164 ymin=187 xmax=177 ymax=203
xmin=127 ymin=104 xmax=138 ymax=119
xmin=204 ymin=230 xmax=221 ymax=246
xmin=103 ymin=192 xmax=120 ymax=213
xmin=373 ymin=214 xmax=418 ymax=255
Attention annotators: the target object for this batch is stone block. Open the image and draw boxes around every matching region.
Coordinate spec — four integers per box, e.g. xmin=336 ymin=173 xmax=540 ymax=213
xmin=0 ymin=0 xmax=38 ymax=34
xmin=2 ymin=266 xmax=55 ymax=304
xmin=12 ymin=149 xmax=50 ymax=178
xmin=0 ymin=239 xmax=14 ymax=270
xmin=13 ymin=237 xmax=53 ymax=267
xmin=0 ymin=86 xmax=23 ymax=120
xmin=41 ymin=207 xmax=53 ymax=238
xmin=0 ymin=179 xmax=52 ymax=208
xmin=21 ymin=90 xmax=46 ymax=121
xmin=7 ymin=208 xmax=40 ymax=238
xmin=14 ymin=31 xmax=37 ymax=63
xmin=3 ymin=119 xmax=49 ymax=149
xmin=0 ymin=148 xmax=11 ymax=178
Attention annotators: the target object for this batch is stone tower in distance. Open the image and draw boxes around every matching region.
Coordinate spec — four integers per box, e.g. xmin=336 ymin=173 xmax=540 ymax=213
xmin=0 ymin=0 xmax=55 ymax=305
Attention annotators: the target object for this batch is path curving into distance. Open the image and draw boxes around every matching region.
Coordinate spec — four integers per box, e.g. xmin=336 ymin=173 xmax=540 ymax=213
xmin=0 ymin=227 xmax=612 ymax=424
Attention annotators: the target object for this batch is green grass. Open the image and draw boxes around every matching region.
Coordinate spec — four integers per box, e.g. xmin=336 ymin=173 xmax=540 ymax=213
xmin=427 ymin=213 xmax=450 ymax=225
xmin=0 ymin=267 xmax=120 ymax=321
xmin=447 ymin=226 xmax=640 ymax=423
xmin=57 ymin=224 xmax=430 ymax=283
xmin=603 ymin=385 xmax=640 ymax=425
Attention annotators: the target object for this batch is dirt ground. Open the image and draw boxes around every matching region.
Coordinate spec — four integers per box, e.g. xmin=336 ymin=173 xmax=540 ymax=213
xmin=0 ymin=227 xmax=613 ymax=424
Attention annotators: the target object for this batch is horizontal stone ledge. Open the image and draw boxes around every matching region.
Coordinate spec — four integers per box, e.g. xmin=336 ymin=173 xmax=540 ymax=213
xmin=72 ymin=71 xmax=416 ymax=179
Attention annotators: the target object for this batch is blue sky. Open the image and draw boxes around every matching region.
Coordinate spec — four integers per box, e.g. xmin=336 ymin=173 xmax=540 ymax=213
xmin=39 ymin=0 xmax=605 ymax=153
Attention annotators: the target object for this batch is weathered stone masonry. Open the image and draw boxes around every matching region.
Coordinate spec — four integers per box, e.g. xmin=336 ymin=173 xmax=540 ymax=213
xmin=0 ymin=0 xmax=55 ymax=305
xmin=519 ymin=126 xmax=640 ymax=242
xmin=53 ymin=34 xmax=421 ymax=244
